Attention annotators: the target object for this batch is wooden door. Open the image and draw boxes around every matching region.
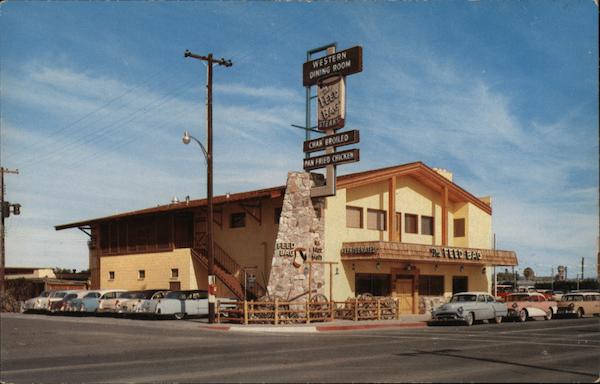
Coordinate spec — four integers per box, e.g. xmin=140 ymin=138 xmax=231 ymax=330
xmin=395 ymin=278 xmax=414 ymax=314
xmin=395 ymin=213 xmax=402 ymax=242
xmin=169 ymin=281 xmax=181 ymax=291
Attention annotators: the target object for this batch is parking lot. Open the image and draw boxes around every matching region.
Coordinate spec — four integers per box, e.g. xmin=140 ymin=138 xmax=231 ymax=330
xmin=1 ymin=313 xmax=599 ymax=382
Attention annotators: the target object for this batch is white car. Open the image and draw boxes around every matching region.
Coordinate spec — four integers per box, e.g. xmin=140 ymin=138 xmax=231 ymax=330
xmin=97 ymin=291 xmax=129 ymax=313
xmin=22 ymin=291 xmax=51 ymax=313
xmin=140 ymin=290 xmax=236 ymax=320
xmin=117 ymin=290 xmax=169 ymax=315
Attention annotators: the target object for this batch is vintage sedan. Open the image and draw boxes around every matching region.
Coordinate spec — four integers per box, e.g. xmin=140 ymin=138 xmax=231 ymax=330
xmin=48 ymin=291 xmax=88 ymax=313
xmin=145 ymin=290 xmax=236 ymax=320
xmin=70 ymin=289 xmax=126 ymax=313
xmin=430 ymin=292 xmax=508 ymax=326
xmin=22 ymin=291 xmax=52 ymax=313
xmin=97 ymin=291 xmax=129 ymax=313
xmin=504 ymin=292 xmax=557 ymax=321
xmin=117 ymin=290 xmax=169 ymax=315
xmin=557 ymin=292 xmax=600 ymax=318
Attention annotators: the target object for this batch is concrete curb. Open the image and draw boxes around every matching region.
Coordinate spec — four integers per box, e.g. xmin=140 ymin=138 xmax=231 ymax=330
xmin=198 ymin=321 xmax=428 ymax=333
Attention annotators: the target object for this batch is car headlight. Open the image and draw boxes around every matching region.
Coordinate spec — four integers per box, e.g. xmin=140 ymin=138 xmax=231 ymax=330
xmin=568 ymin=303 xmax=575 ymax=309
xmin=457 ymin=306 xmax=464 ymax=314
xmin=512 ymin=302 xmax=518 ymax=309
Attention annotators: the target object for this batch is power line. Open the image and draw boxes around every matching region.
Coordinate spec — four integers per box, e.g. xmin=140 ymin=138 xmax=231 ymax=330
xmin=3 ymin=61 xmax=182 ymax=163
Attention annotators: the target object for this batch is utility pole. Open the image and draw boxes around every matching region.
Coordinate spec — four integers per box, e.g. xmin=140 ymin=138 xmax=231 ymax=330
xmin=581 ymin=257 xmax=585 ymax=281
xmin=1 ymin=167 xmax=20 ymax=297
xmin=184 ymin=50 xmax=232 ymax=324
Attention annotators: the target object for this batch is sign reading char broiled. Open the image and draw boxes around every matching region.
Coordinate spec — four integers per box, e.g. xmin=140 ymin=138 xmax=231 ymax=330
xmin=317 ymin=76 xmax=345 ymax=131
xmin=303 ymin=46 xmax=363 ymax=86
xmin=303 ymin=130 xmax=360 ymax=153
xmin=303 ymin=149 xmax=360 ymax=171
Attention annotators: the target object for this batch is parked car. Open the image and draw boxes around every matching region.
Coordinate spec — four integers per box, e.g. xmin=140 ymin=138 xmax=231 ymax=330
xmin=117 ymin=290 xmax=169 ymax=315
xmin=557 ymin=292 xmax=600 ymax=318
xmin=42 ymin=290 xmax=74 ymax=312
xmin=148 ymin=290 xmax=236 ymax=320
xmin=430 ymin=292 xmax=508 ymax=326
xmin=48 ymin=291 xmax=88 ymax=313
xmin=504 ymin=292 xmax=557 ymax=321
xmin=69 ymin=290 xmax=126 ymax=313
xmin=22 ymin=291 xmax=52 ymax=313
xmin=97 ymin=291 xmax=129 ymax=313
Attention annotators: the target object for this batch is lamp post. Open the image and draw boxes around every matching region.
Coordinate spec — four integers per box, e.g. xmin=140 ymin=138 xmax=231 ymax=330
xmin=183 ymin=50 xmax=232 ymax=324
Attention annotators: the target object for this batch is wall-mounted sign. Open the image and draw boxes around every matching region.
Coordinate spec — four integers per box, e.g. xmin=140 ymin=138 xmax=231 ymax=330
xmin=430 ymin=247 xmax=482 ymax=261
xmin=303 ymin=46 xmax=363 ymax=86
xmin=303 ymin=149 xmax=360 ymax=171
xmin=303 ymin=130 xmax=360 ymax=153
xmin=341 ymin=246 xmax=378 ymax=255
xmin=317 ymin=76 xmax=345 ymax=131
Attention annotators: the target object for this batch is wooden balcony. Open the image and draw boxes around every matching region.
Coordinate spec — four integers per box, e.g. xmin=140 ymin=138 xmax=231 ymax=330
xmin=340 ymin=241 xmax=517 ymax=266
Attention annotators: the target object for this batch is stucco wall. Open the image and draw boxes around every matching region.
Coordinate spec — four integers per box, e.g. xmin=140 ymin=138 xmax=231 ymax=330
xmin=323 ymin=174 xmax=493 ymax=301
xmin=212 ymin=196 xmax=283 ymax=289
xmin=100 ymin=249 xmax=195 ymax=290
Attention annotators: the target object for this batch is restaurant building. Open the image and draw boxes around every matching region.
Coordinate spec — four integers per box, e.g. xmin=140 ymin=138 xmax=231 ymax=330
xmin=56 ymin=161 xmax=517 ymax=314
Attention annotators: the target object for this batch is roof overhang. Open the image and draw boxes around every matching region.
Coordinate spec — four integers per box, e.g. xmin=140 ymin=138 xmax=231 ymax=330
xmin=55 ymin=185 xmax=285 ymax=231
xmin=337 ymin=162 xmax=492 ymax=215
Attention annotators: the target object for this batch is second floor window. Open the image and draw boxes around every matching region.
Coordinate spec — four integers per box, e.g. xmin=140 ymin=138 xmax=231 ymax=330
xmin=346 ymin=206 xmax=363 ymax=228
xmin=171 ymin=268 xmax=179 ymax=278
xmin=405 ymin=214 xmax=418 ymax=234
xmin=367 ymin=209 xmax=387 ymax=231
xmin=138 ymin=270 xmax=145 ymax=279
xmin=108 ymin=271 xmax=115 ymax=280
xmin=421 ymin=216 xmax=434 ymax=236
xmin=454 ymin=218 xmax=465 ymax=237
xmin=230 ymin=212 xmax=246 ymax=228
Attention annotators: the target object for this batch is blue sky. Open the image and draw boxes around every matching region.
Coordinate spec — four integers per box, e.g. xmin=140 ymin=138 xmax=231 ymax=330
xmin=1 ymin=1 xmax=598 ymax=278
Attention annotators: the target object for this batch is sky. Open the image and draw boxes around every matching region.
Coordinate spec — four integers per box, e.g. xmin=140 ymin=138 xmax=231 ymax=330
xmin=0 ymin=1 xmax=598 ymax=279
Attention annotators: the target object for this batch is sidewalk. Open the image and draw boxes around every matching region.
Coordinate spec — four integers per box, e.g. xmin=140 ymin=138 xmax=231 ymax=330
xmin=197 ymin=314 xmax=430 ymax=333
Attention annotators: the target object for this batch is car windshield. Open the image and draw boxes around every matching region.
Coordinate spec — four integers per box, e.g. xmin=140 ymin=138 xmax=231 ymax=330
xmin=119 ymin=292 xmax=137 ymax=299
xmin=64 ymin=294 xmax=77 ymax=300
xmin=54 ymin=292 xmax=67 ymax=298
xmin=450 ymin=294 xmax=477 ymax=303
xmin=506 ymin=294 xmax=529 ymax=302
xmin=562 ymin=295 xmax=584 ymax=301
xmin=84 ymin=292 xmax=100 ymax=298
xmin=40 ymin=291 xmax=51 ymax=297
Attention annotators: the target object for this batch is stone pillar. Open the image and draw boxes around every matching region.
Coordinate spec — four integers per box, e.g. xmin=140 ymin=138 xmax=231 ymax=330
xmin=267 ymin=172 xmax=325 ymax=302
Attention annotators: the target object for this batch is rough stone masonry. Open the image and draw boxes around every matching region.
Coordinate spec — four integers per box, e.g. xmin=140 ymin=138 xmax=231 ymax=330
xmin=266 ymin=172 xmax=325 ymax=302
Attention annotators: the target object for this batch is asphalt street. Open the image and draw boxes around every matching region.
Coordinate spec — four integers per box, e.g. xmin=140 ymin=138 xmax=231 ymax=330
xmin=1 ymin=313 xmax=599 ymax=383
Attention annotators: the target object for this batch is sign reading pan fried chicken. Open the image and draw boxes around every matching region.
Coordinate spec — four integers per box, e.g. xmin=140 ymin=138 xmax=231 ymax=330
xmin=303 ymin=149 xmax=360 ymax=171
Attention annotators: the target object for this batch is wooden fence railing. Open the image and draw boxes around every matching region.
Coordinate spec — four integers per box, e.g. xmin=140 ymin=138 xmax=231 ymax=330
xmin=216 ymin=297 xmax=404 ymax=325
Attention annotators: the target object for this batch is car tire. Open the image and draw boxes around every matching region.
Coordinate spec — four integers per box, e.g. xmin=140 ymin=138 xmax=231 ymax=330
xmin=174 ymin=312 xmax=186 ymax=320
xmin=544 ymin=309 xmax=553 ymax=321
xmin=518 ymin=309 xmax=528 ymax=322
xmin=493 ymin=315 xmax=502 ymax=324
xmin=464 ymin=312 xmax=474 ymax=326
xmin=576 ymin=308 xmax=584 ymax=319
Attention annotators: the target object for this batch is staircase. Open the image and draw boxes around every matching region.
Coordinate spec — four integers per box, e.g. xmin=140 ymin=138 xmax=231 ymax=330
xmin=191 ymin=245 xmax=266 ymax=300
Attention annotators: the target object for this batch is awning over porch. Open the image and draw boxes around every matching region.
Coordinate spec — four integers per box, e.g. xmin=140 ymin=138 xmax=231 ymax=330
xmin=341 ymin=241 xmax=518 ymax=266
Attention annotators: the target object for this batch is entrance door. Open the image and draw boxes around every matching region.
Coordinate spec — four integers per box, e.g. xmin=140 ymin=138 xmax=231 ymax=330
xmin=395 ymin=277 xmax=414 ymax=314
xmin=169 ymin=281 xmax=181 ymax=291
xmin=452 ymin=276 xmax=468 ymax=295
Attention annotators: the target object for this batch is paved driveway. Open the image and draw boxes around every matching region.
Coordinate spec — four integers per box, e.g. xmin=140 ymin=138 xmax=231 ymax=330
xmin=1 ymin=313 xmax=598 ymax=382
